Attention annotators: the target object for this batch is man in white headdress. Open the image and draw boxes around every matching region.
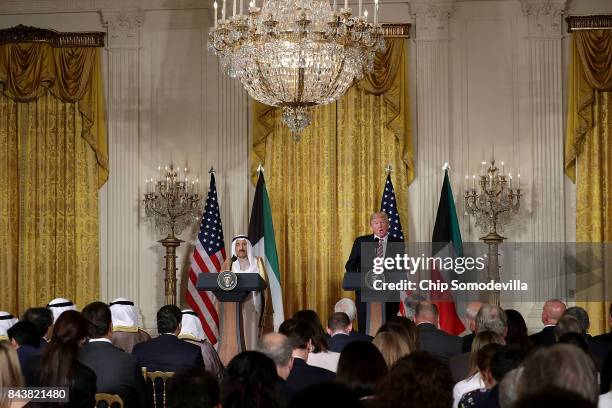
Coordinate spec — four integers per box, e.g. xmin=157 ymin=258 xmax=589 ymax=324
xmin=223 ymin=235 xmax=273 ymax=350
xmin=0 ymin=311 xmax=18 ymax=341
xmin=179 ymin=309 xmax=224 ymax=381
xmin=47 ymin=298 xmax=77 ymax=322
xmin=109 ymin=298 xmax=151 ymax=353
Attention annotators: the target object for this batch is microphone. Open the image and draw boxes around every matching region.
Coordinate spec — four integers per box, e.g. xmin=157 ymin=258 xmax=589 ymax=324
xmin=231 ymin=255 xmax=238 ymax=263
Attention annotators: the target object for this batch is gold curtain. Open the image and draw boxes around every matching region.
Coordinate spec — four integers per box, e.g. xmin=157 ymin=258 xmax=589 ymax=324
xmin=565 ymin=30 xmax=612 ymax=335
xmin=252 ymin=38 xmax=413 ymax=322
xmin=0 ymin=43 xmax=107 ymax=315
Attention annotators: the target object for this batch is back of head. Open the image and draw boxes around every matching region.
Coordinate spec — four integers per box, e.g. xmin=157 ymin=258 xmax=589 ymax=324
xmin=40 ymin=310 xmax=89 ymax=387
xmin=47 ymin=298 xmax=77 ymax=322
xmin=515 ymin=386 xmax=596 ymax=408
xmin=469 ymin=331 xmax=505 ymax=375
xmin=476 ymin=304 xmax=507 ymax=336
xmin=334 ymin=298 xmax=357 ymax=322
xmin=0 ymin=341 xmax=24 ymax=389
xmin=82 ymin=301 xmax=112 ymax=339
xmin=504 ymin=309 xmax=531 ymax=348
xmin=169 ymin=368 xmax=219 ymax=408
xmin=327 ymin=312 xmax=351 ymax=333
xmin=256 ymin=333 xmax=293 ymax=368
xmin=476 ymin=343 xmax=504 ymax=375
xmin=377 ymin=318 xmax=419 ymax=350
xmin=373 ymin=331 xmax=411 ymax=368
xmin=555 ymin=314 xmax=584 ymax=339
xmin=489 ymin=345 xmax=528 ymax=383
xmin=289 ymin=383 xmax=361 ymax=408
xmin=279 ymin=318 xmax=313 ymax=350
xmin=517 ymin=344 xmax=598 ymax=404
xmin=157 ymin=305 xmax=182 ymax=334
xmin=7 ymin=321 xmax=40 ymax=347
xmin=109 ymin=298 xmax=139 ymax=328
xmin=499 ymin=367 xmax=523 ymax=408
xmin=558 ymin=332 xmax=589 ymax=351
xmin=21 ymin=307 xmax=53 ymax=340
xmin=221 ymin=351 xmax=280 ymax=408
xmin=375 ymin=351 xmax=453 ymax=408
xmin=293 ymin=310 xmax=328 ymax=352
xmin=415 ymin=302 xmax=438 ymax=325
xmin=542 ymin=299 xmax=566 ymax=325
xmin=564 ymin=306 xmax=590 ymax=333
xmin=337 ymin=341 xmax=388 ymax=399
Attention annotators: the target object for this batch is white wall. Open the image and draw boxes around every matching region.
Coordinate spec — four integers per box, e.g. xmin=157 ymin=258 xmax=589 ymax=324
xmin=1 ymin=0 xmax=610 ymax=331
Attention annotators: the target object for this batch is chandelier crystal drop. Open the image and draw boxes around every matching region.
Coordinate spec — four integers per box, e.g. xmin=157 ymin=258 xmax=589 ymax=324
xmin=208 ymin=0 xmax=385 ymax=132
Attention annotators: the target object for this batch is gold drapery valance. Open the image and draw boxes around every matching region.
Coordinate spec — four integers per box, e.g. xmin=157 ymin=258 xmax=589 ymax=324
xmin=0 ymin=40 xmax=108 ymax=186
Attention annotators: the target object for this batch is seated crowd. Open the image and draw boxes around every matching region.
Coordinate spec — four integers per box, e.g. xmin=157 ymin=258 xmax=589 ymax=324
xmin=1 ymin=297 xmax=612 ymax=408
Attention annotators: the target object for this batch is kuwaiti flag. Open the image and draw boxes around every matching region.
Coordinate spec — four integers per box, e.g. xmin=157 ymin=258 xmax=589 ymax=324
xmin=431 ymin=168 xmax=466 ymax=335
xmin=248 ymin=172 xmax=284 ymax=330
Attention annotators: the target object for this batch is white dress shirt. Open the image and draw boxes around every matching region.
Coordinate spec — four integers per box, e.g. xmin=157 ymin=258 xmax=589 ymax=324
xmin=453 ymin=372 xmax=485 ymax=408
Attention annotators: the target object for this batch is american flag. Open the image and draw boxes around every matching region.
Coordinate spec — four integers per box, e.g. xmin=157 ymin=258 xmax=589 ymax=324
xmin=380 ymin=173 xmax=408 ymax=316
xmin=186 ymin=173 xmax=224 ymax=344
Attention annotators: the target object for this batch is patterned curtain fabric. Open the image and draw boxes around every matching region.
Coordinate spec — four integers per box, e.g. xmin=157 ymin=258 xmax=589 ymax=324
xmin=251 ymin=38 xmax=413 ymax=323
xmin=565 ymin=31 xmax=612 ymax=335
xmin=0 ymin=43 xmax=106 ymax=315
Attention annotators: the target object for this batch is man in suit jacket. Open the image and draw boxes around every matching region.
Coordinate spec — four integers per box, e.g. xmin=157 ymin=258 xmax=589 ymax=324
xmin=334 ymin=298 xmax=374 ymax=342
xmin=326 ymin=312 xmax=356 ymax=353
xmin=132 ymin=305 xmax=204 ymax=372
xmin=529 ymin=299 xmax=565 ymax=347
xmin=256 ymin=333 xmax=295 ymax=403
xmin=6 ymin=321 xmax=41 ymax=370
xmin=279 ymin=319 xmax=335 ymax=394
xmin=345 ymin=211 xmax=405 ymax=332
xmin=415 ymin=302 xmax=462 ymax=362
xmin=79 ymin=302 xmax=147 ymax=408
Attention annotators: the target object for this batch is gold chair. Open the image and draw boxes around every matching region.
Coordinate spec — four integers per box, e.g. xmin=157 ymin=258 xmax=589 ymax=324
xmin=145 ymin=370 xmax=175 ymax=408
xmin=95 ymin=393 xmax=124 ymax=408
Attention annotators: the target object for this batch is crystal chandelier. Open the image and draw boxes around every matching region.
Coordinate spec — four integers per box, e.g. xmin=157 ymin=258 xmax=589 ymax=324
xmin=207 ymin=0 xmax=385 ymax=132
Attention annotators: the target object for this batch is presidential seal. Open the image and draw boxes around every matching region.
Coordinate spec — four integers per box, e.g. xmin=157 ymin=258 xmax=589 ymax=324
xmin=217 ymin=271 xmax=238 ymax=291
xmin=364 ymin=270 xmax=385 ymax=291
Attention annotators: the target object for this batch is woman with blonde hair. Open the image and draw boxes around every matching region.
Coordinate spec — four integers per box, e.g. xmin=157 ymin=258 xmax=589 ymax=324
xmin=373 ymin=331 xmax=411 ymax=368
xmin=452 ymin=331 xmax=505 ymax=408
xmin=0 ymin=341 xmax=25 ymax=408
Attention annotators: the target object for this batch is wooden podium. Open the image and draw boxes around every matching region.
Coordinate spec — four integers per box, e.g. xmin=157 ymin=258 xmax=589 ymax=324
xmin=196 ymin=273 xmax=267 ymax=365
xmin=342 ymin=273 xmax=386 ymax=337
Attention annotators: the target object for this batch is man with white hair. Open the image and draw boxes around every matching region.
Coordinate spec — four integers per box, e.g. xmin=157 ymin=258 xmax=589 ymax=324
xmin=179 ymin=309 xmax=224 ymax=382
xmin=47 ymin=298 xmax=77 ymax=322
xmin=461 ymin=301 xmax=483 ymax=352
xmin=109 ymin=298 xmax=151 ymax=353
xmin=223 ymin=235 xmax=272 ymax=349
xmin=530 ymin=299 xmax=566 ymax=347
xmin=334 ymin=298 xmax=372 ymax=342
xmin=0 ymin=311 xmax=18 ymax=341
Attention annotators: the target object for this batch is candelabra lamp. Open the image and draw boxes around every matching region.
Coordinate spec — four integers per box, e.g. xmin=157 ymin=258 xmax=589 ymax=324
xmin=464 ymin=160 xmax=522 ymax=305
xmin=143 ymin=164 xmax=201 ymax=305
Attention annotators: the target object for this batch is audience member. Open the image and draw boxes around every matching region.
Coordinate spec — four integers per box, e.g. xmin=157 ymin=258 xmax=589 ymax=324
xmin=593 ymin=303 xmax=612 ymax=344
xmin=565 ymin=306 xmax=590 ymax=336
xmin=554 ymin=314 xmax=583 ymax=339
xmin=498 ymin=367 xmax=522 ymax=408
xmin=179 ymin=309 xmax=224 ymax=382
xmin=452 ymin=332 xmax=505 ymax=406
xmin=6 ymin=321 xmax=41 ymax=369
xmin=564 ymin=305 xmax=612 ymax=363
xmin=475 ymin=304 xmax=507 ymax=336
xmin=256 ymin=332 xmax=295 ymax=401
xmin=0 ymin=312 xmax=18 ymax=342
xmin=504 ymin=309 xmax=533 ymax=350
xmin=47 ymin=298 xmax=78 ymax=322
xmin=279 ymin=318 xmax=335 ymax=393
xmin=372 ymin=331 xmax=411 ymax=368
xmin=375 ymin=351 xmax=454 ymax=408
xmin=21 ymin=307 xmax=54 ymax=346
xmin=415 ymin=302 xmax=462 ymax=361
xmin=515 ymin=386 xmax=596 ymax=408
xmin=558 ymin=331 xmax=589 ymax=352
xmin=221 ymin=351 xmax=281 ymax=408
xmin=516 ymin=344 xmax=598 ymax=405
xmin=336 ymin=341 xmax=388 ymax=400
xmin=529 ymin=299 xmax=565 ymax=347
xmin=461 ymin=301 xmax=483 ymax=352
xmin=132 ymin=305 xmax=203 ymax=372
xmin=109 ymin=298 xmax=151 ymax=353
xmin=377 ymin=317 xmax=420 ymax=351
xmin=327 ymin=312 xmax=354 ymax=353
xmin=168 ymin=368 xmax=220 ymax=408
xmin=334 ymin=298 xmax=373 ymax=341
xmin=79 ymin=301 xmax=146 ymax=408
xmin=293 ymin=309 xmax=340 ymax=372
xmin=26 ymin=310 xmax=96 ymax=408
xmin=600 ymin=352 xmax=612 ymax=408
xmin=288 ymin=382 xmax=362 ymax=408
xmin=0 ymin=341 xmax=25 ymax=408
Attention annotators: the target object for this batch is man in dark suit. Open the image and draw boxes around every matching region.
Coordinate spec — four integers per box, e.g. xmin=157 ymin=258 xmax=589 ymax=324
xmin=326 ymin=312 xmax=355 ymax=353
xmin=334 ymin=298 xmax=373 ymax=342
xmin=594 ymin=303 xmax=612 ymax=344
xmin=279 ymin=318 xmax=334 ymax=394
xmin=345 ymin=211 xmax=405 ymax=332
xmin=79 ymin=302 xmax=147 ymax=408
xmin=132 ymin=305 xmax=204 ymax=372
xmin=256 ymin=332 xmax=295 ymax=403
xmin=415 ymin=302 xmax=462 ymax=362
xmin=21 ymin=307 xmax=54 ymax=347
xmin=7 ymin=321 xmax=41 ymax=369
xmin=529 ymin=299 xmax=566 ymax=347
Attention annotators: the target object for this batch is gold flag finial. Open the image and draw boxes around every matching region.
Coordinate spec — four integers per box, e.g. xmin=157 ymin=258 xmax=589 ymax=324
xmin=385 ymin=164 xmax=393 ymax=174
